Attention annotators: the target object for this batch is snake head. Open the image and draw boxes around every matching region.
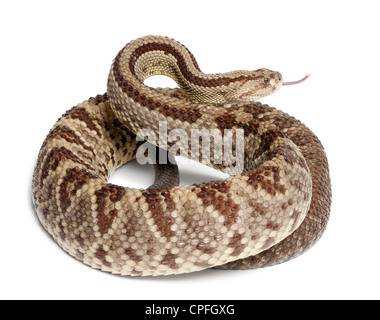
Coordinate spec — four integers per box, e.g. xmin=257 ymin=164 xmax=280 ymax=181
xmin=229 ymin=69 xmax=283 ymax=102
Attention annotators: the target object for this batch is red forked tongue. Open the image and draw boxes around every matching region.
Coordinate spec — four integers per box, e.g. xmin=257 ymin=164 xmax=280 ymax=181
xmin=283 ymin=73 xmax=311 ymax=86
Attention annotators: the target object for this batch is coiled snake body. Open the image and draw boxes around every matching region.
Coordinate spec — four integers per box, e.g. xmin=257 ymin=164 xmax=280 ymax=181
xmin=32 ymin=36 xmax=331 ymax=276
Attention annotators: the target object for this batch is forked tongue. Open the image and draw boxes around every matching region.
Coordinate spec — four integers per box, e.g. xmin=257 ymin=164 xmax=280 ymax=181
xmin=283 ymin=73 xmax=311 ymax=86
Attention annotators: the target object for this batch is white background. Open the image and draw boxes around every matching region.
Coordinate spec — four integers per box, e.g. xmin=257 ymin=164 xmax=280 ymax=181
xmin=1 ymin=0 xmax=379 ymax=300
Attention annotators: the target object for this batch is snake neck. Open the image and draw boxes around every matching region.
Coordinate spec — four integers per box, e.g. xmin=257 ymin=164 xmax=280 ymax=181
xmin=112 ymin=35 xmax=282 ymax=104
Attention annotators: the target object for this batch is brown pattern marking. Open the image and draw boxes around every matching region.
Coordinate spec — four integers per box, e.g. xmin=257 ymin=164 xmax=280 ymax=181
xmin=40 ymin=147 xmax=95 ymax=187
xmin=161 ymin=253 xmax=178 ymax=269
xmin=95 ymin=246 xmax=112 ymax=268
xmin=41 ymin=208 xmax=49 ymax=220
xmin=196 ymin=243 xmax=215 ymax=255
xmin=57 ymin=220 xmax=66 ymax=241
xmin=90 ymin=93 xmax=108 ymax=105
xmin=247 ymin=166 xmax=286 ymax=196
xmin=59 ymin=167 xmax=96 ymax=212
xmin=124 ymin=248 xmax=142 ymax=263
xmin=142 ymin=190 xmax=175 ymax=238
xmin=44 ymin=125 xmax=96 ymax=156
xmin=228 ymin=232 xmax=246 ymax=257
xmin=266 ymin=221 xmax=281 ymax=231
xmin=122 ymin=210 xmax=153 ymax=264
xmin=103 ymin=118 xmax=131 ymax=154
xmin=63 ymin=106 xmax=101 ymax=138
xmin=191 ymin=180 xmax=242 ymax=256
xmin=215 ymin=113 xmax=238 ymax=132
xmin=215 ymin=109 xmax=262 ymax=139
xmin=194 ymin=180 xmax=239 ymax=228
xmin=290 ymin=208 xmax=302 ymax=230
xmin=243 ymin=102 xmax=275 ymax=119
xmin=112 ymin=52 xmax=202 ymax=125
xmin=248 ymin=201 xmax=268 ymax=220
xmin=95 ymin=184 xmax=126 ymax=234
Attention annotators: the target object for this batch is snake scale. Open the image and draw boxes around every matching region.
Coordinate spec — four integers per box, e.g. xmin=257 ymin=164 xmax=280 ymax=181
xmin=32 ymin=36 xmax=331 ymax=276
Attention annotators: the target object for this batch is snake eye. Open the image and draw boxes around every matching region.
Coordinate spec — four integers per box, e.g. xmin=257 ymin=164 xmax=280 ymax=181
xmin=264 ymin=78 xmax=270 ymax=84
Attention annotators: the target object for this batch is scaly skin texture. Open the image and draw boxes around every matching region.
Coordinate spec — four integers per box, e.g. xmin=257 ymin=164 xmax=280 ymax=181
xmin=32 ymin=36 xmax=331 ymax=276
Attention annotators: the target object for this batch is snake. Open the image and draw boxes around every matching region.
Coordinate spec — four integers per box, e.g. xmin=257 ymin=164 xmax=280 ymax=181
xmin=32 ymin=35 xmax=331 ymax=276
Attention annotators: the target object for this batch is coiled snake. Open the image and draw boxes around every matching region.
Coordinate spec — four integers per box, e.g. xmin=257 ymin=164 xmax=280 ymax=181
xmin=32 ymin=36 xmax=331 ymax=276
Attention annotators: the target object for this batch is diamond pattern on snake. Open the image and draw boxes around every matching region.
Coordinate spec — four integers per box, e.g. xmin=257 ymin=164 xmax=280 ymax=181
xmin=32 ymin=36 xmax=331 ymax=276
